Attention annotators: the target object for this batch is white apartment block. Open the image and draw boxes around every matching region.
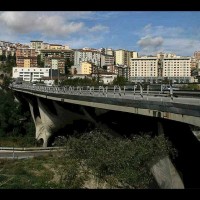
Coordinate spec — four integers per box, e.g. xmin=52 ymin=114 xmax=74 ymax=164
xmin=0 ymin=41 xmax=14 ymax=47
xmin=115 ymin=49 xmax=137 ymax=67
xmin=130 ymin=57 xmax=158 ymax=82
xmin=30 ymin=41 xmax=43 ymax=53
xmin=41 ymin=43 xmax=50 ymax=50
xmin=12 ymin=67 xmax=50 ymax=82
xmin=162 ymin=57 xmax=191 ymax=79
xmin=105 ymin=48 xmax=114 ymax=56
xmin=130 ymin=55 xmax=191 ymax=83
xmin=74 ymin=50 xmax=101 ymax=67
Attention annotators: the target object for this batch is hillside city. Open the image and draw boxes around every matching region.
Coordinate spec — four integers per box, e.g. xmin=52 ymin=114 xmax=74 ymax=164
xmin=1 ymin=39 xmax=200 ymax=189
xmin=0 ymin=40 xmax=200 ymax=86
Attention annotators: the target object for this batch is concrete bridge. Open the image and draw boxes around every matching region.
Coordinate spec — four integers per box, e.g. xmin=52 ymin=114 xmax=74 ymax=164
xmin=10 ymin=83 xmax=200 ymax=189
xmin=11 ymin=83 xmax=200 ymax=146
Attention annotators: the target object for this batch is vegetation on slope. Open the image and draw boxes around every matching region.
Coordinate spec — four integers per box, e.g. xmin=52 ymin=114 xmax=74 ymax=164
xmin=0 ymin=129 xmax=176 ymax=189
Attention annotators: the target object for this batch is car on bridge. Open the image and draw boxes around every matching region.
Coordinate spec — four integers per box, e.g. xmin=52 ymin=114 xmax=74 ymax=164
xmin=162 ymin=85 xmax=180 ymax=91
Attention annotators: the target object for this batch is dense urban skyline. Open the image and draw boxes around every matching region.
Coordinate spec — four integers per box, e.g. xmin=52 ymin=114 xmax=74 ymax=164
xmin=0 ymin=11 xmax=200 ymax=56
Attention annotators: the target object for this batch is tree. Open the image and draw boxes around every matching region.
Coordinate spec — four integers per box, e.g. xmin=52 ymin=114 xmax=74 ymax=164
xmin=65 ymin=58 xmax=74 ymax=75
xmin=1 ymin=75 xmax=12 ymax=89
xmin=113 ymin=76 xmax=127 ymax=86
xmin=37 ymin=55 xmax=44 ymax=67
xmin=0 ymin=54 xmax=16 ymax=75
xmin=0 ymin=55 xmax=6 ymax=62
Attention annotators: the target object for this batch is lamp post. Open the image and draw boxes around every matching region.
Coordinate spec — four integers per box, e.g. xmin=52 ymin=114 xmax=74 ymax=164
xmin=50 ymin=65 xmax=52 ymax=80
xmin=58 ymin=68 xmax=60 ymax=86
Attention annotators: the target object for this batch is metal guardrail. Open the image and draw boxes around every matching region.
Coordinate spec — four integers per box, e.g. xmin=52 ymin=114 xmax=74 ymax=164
xmin=10 ymin=83 xmax=200 ymax=105
xmin=0 ymin=146 xmax=63 ymax=151
xmin=12 ymin=83 xmax=145 ymax=99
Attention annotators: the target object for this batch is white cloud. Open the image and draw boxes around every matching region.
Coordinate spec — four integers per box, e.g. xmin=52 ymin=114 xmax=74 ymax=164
xmin=135 ymin=23 xmax=184 ymax=38
xmin=0 ymin=11 xmax=109 ymax=44
xmin=163 ymin=38 xmax=200 ymax=56
xmin=136 ymin=24 xmax=196 ymax=56
xmin=89 ymin=24 xmax=109 ymax=32
xmin=0 ymin=12 xmax=85 ymax=37
xmin=137 ymin=36 xmax=163 ymax=48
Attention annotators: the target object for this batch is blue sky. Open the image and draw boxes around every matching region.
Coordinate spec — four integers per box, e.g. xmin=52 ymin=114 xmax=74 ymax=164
xmin=0 ymin=11 xmax=200 ymax=56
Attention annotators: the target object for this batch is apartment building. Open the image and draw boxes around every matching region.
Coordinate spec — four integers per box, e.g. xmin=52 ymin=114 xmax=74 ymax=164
xmin=40 ymin=49 xmax=74 ymax=62
xmin=44 ymin=56 xmax=65 ymax=74
xmin=0 ymin=46 xmax=16 ymax=57
xmin=41 ymin=43 xmax=50 ymax=50
xmin=130 ymin=57 xmax=158 ymax=82
xmin=101 ymin=54 xmax=115 ymax=66
xmin=114 ymin=49 xmax=138 ymax=67
xmin=16 ymin=48 xmax=37 ymax=67
xmin=49 ymin=44 xmax=65 ymax=50
xmin=30 ymin=40 xmax=43 ymax=53
xmin=12 ymin=67 xmax=50 ymax=82
xmin=74 ymin=49 xmax=101 ymax=67
xmin=162 ymin=57 xmax=191 ymax=81
xmin=100 ymin=48 xmax=114 ymax=56
xmin=80 ymin=61 xmax=92 ymax=74
xmin=130 ymin=53 xmax=191 ymax=83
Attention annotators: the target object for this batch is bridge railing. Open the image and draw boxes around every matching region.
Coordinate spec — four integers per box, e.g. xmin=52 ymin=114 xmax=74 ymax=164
xmin=11 ymin=83 xmax=200 ymax=105
xmin=10 ymin=83 xmax=172 ymax=99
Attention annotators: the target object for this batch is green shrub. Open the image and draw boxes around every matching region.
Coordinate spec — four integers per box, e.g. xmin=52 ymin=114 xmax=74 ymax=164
xmin=61 ymin=129 xmax=176 ymax=188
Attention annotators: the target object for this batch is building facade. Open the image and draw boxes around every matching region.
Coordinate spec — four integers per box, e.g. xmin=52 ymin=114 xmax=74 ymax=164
xmin=12 ymin=67 xmax=50 ymax=82
xmin=80 ymin=61 xmax=92 ymax=74
xmin=40 ymin=49 xmax=74 ymax=63
xmin=16 ymin=48 xmax=37 ymax=68
xmin=101 ymin=54 xmax=115 ymax=67
xmin=130 ymin=54 xmax=191 ymax=83
xmin=74 ymin=49 xmax=101 ymax=67
xmin=114 ymin=49 xmax=137 ymax=67
xmin=30 ymin=40 xmax=43 ymax=53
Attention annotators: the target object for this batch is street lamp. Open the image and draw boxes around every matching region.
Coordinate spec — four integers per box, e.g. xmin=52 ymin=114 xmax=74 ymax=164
xmin=58 ymin=68 xmax=60 ymax=86
xmin=50 ymin=65 xmax=52 ymax=80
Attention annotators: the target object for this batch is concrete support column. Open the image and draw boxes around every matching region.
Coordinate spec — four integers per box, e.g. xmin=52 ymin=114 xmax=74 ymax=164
xmin=27 ymin=97 xmax=51 ymax=147
xmin=150 ymin=120 xmax=185 ymax=188
xmin=151 ymin=157 xmax=184 ymax=189
xmin=157 ymin=121 xmax=164 ymax=135
xmin=189 ymin=125 xmax=200 ymax=141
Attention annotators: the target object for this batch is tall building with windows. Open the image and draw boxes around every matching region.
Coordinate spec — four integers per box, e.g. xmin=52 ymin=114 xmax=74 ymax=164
xmin=74 ymin=49 xmax=101 ymax=67
xmin=114 ymin=49 xmax=138 ymax=67
xmin=16 ymin=48 xmax=37 ymax=68
xmin=101 ymin=54 xmax=115 ymax=66
xmin=130 ymin=57 xmax=158 ymax=83
xmin=130 ymin=53 xmax=191 ymax=83
xmin=80 ymin=61 xmax=92 ymax=74
xmin=30 ymin=40 xmax=43 ymax=53
xmin=40 ymin=49 xmax=74 ymax=74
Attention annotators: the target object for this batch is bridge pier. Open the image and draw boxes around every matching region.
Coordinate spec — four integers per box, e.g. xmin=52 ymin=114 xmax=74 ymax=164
xmin=189 ymin=125 xmax=200 ymax=141
xmin=27 ymin=97 xmax=52 ymax=147
xmin=26 ymin=94 xmax=97 ymax=147
xmin=149 ymin=120 xmax=184 ymax=189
